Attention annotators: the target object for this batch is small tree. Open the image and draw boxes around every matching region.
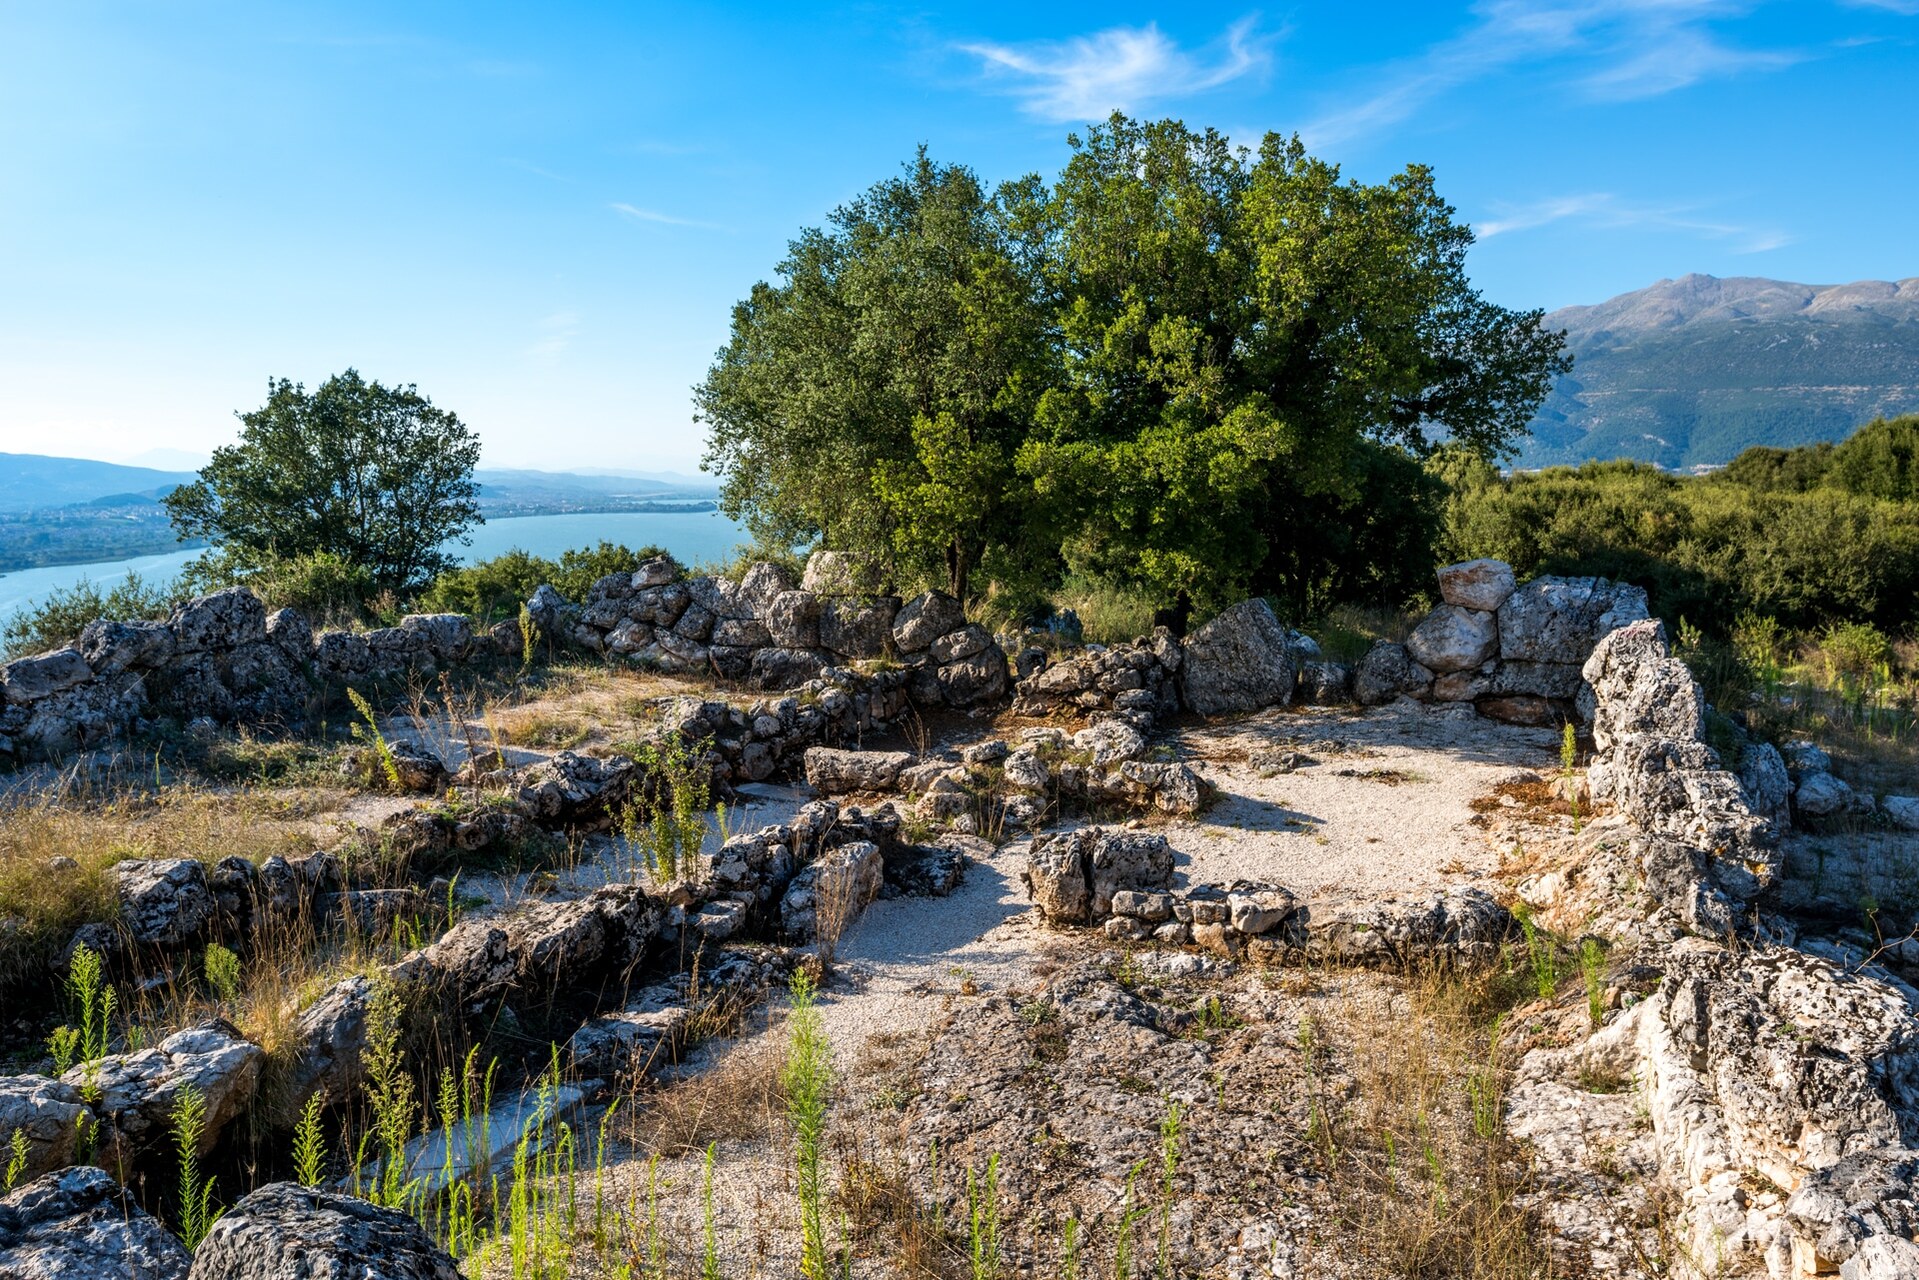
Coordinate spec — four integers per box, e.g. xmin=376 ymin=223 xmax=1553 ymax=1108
xmin=166 ymin=369 xmax=482 ymax=595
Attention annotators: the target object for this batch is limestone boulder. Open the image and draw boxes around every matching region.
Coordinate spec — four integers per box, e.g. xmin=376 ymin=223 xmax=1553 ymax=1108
xmin=892 ymin=591 xmax=966 ymax=653
xmin=633 ymin=555 xmax=680 ymax=589
xmin=115 ymin=857 xmax=214 ymax=947
xmin=169 ymin=587 xmax=267 ymax=654
xmin=1296 ymin=661 xmax=1353 ymax=705
xmin=283 ymin=975 xmax=373 ymax=1106
xmin=750 ymin=647 xmax=828 ymax=690
xmin=937 ymin=647 xmax=1009 ymax=708
xmin=1436 ymin=559 xmax=1517 ymax=612
xmin=764 ymin=591 xmax=822 ymax=649
xmin=819 ymin=598 xmax=899 ymax=659
xmin=1178 ymin=599 xmax=1297 ymax=716
xmin=1737 ymin=741 xmax=1793 ymax=835
xmin=0 ymin=1075 xmax=88 ymax=1182
xmin=1884 ymin=797 xmax=1919 ymax=833
xmin=738 ymin=561 xmax=796 ymax=618
xmin=800 ymin=550 xmax=884 ymax=597
xmin=1498 ymin=576 xmax=1649 ymax=665
xmin=1405 ymin=605 xmax=1499 ymax=674
xmin=1793 ymin=770 xmax=1858 ymax=819
xmin=803 ymin=747 xmax=911 ymax=794
xmin=1 ymin=649 xmax=92 ymax=704
xmin=69 ymin=1020 xmax=263 ymax=1173
xmin=780 ymin=841 xmax=884 ymax=943
xmin=78 ymin=618 xmax=176 ymax=675
xmin=187 ymin=1182 xmax=460 ymax=1280
xmin=399 ymin=614 xmax=473 ymax=663
xmin=1353 ymin=642 xmax=1434 ymax=705
xmin=0 ymin=1166 xmax=191 ymax=1280
xmin=265 ymin=609 xmax=313 ymax=663
xmin=1024 ymin=827 xmax=1175 ymax=926
xmin=511 ymin=751 xmax=637 ymax=827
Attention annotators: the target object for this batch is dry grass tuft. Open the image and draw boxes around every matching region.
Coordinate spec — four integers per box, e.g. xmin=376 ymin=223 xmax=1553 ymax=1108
xmin=0 ymin=786 xmax=325 ymax=999
xmin=630 ymin=1036 xmax=785 ymax=1159
xmin=1316 ymin=960 xmax=1555 ymax=1279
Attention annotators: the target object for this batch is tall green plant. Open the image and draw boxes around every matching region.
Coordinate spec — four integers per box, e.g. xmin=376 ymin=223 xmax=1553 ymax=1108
xmin=781 ymin=970 xmax=834 ymax=1280
xmin=1157 ymin=1103 xmax=1182 ymax=1278
xmin=292 ymin=1091 xmax=328 ymax=1187
xmin=348 ymin=687 xmax=402 ymax=788
xmin=172 ymin=1084 xmax=220 ymax=1248
xmin=361 ymin=979 xmax=418 ymax=1211
xmin=4 ymin=1128 xmax=27 ymax=1191
xmin=968 ymin=1153 xmax=1001 ymax=1280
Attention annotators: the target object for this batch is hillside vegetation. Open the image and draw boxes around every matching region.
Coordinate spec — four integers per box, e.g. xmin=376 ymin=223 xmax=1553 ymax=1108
xmin=1521 ymin=274 xmax=1919 ymax=468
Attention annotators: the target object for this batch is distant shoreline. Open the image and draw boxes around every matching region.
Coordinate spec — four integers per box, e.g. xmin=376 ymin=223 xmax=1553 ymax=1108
xmin=0 ymin=501 xmax=722 ymax=577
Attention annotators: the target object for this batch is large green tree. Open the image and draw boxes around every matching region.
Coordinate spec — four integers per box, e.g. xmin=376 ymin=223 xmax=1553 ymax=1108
xmin=698 ymin=116 xmax=1568 ymax=619
xmin=1016 ymin=117 xmax=1569 ymax=615
xmin=166 ymin=369 xmax=482 ymax=594
xmin=696 ymin=151 xmax=1050 ymax=600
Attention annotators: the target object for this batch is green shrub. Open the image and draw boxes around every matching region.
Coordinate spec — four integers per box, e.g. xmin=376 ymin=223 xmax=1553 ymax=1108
xmin=1 ymin=572 xmax=173 ymax=657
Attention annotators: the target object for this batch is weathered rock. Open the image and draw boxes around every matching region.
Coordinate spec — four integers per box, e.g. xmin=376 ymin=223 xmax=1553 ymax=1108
xmin=937 ymin=647 xmax=1009 ymax=708
xmin=892 ymin=591 xmax=966 ymax=653
xmin=1885 ymin=797 xmax=1919 ymax=833
xmin=512 ymin=750 xmax=637 ymax=827
xmin=1024 ymin=827 xmax=1176 ymax=925
xmin=1436 ymin=558 xmax=1517 ymax=612
xmin=818 ymin=597 xmax=898 ymax=659
xmin=114 ymin=857 xmax=214 ymax=947
xmin=312 ymin=630 xmax=373 ymax=681
xmin=1498 ymin=576 xmax=1649 ymax=665
xmin=78 ymin=619 xmax=176 ymax=676
xmin=1 ymin=649 xmax=92 ymax=704
xmin=1295 ymin=660 xmax=1352 ymax=705
xmin=749 ymin=647 xmax=827 ymax=690
xmin=70 ymin=1020 xmax=264 ymax=1173
xmin=1406 ymin=605 xmax=1499 ymax=675
xmin=711 ymin=617 xmax=771 ymax=649
xmin=399 ymin=614 xmax=473 ymax=663
xmin=1274 ymin=886 xmax=1514 ymax=964
xmin=803 ymin=747 xmax=911 ymax=793
xmin=265 ymin=609 xmax=312 ymax=664
xmin=762 ymin=590 xmax=822 ymax=649
xmin=1476 ymin=694 xmax=1560 ymax=726
xmin=1178 ymin=599 xmax=1297 ymax=715
xmin=1353 ymin=642 xmax=1434 ymax=705
xmin=737 ymin=561 xmax=795 ymax=617
xmin=780 ymin=841 xmax=884 ymax=943
xmin=0 ymin=1076 xmax=87 ymax=1183
xmin=283 ymin=975 xmax=373 ymax=1106
xmin=632 ymin=555 xmax=680 ymax=589
xmin=187 ymin=1182 xmax=460 ymax=1280
xmin=1071 ymin=720 xmax=1146 ymax=767
xmin=800 ymin=550 xmax=884 ymax=597
xmin=1001 ymin=746 xmax=1051 ymax=792
xmin=169 ymin=588 xmax=268 ymax=654
xmin=1226 ymin=883 xmax=1296 ymax=935
xmin=0 ymin=1166 xmax=191 ymax=1280
xmin=1737 ymin=741 xmax=1792 ymax=835
xmin=929 ymin=624 xmax=991 ymax=664
xmin=1794 ymin=770 xmax=1858 ymax=819
xmin=384 ymin=740 xmax=450 ymax=793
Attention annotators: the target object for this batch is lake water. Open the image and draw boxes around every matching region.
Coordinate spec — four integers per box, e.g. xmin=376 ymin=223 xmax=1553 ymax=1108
xmin=0 ymin=510 xmax=752 ymax=620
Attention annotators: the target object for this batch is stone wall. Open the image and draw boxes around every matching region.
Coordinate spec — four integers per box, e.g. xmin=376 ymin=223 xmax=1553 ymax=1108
xmin=0 ymin=549 xmax=1009 ymax=768
xmin=1355 ymin=559 xmax=1649 ymax=725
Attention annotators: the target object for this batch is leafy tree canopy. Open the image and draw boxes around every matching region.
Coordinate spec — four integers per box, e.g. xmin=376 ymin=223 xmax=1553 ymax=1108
xmin=166 ymin=370 xmax=482 ymax=594
xmin=697 ymin=116 xmax=1567 ymax=618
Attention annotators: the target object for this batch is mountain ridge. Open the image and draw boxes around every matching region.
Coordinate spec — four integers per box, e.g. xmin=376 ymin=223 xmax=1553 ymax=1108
xmin=1520 ymin=273 xmax=1919 ymax=469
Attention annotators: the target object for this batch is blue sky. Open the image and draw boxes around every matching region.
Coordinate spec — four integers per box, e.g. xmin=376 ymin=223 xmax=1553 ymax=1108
xmin=2 ymin=2 xmax=1914 ymax=473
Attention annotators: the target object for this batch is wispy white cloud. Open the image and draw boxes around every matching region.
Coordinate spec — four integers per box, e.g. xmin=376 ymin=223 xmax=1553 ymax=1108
xmin=1476 ymin=191 xmax=1791 ymax=252
xmin=1843 ymin=0 xmax=1919 ymax=13
xmin=610 ymin=202 xmax=724 ymax=230
xmin=958 ymin=17 xmax=1271 ymax=122
xmin=1306 ymin=1 xmax=1801 ymax=147
xmin=525 ymin=310 xmax=579 ymax=363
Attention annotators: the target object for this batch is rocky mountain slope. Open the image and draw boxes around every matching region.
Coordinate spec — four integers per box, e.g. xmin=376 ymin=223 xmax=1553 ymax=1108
xmin=1519 ymin=274 xmax=1919 ymax=469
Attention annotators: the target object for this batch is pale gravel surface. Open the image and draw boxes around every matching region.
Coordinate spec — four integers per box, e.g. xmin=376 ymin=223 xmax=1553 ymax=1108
xmin=1171 ymin=700 xmax=1560 ymax=898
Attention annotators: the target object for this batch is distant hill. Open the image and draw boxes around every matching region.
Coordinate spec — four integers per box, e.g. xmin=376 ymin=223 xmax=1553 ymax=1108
xmin=0 ymin=454 xmax=195 ymax=512
xmin=1519 ymin=274 xmax=1919 ymax=469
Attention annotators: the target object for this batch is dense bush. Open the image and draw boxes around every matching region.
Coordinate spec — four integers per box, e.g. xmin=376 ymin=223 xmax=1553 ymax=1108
xmin=1 ymin=572 xmax=174 ymax=657
xmin=1441 ymin=455 xmax=1919 ymax=635
xmin=175 ymin=548 xmax=378 ymax=624
xmin=419 ymin=541 xmax=669 ymax=622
